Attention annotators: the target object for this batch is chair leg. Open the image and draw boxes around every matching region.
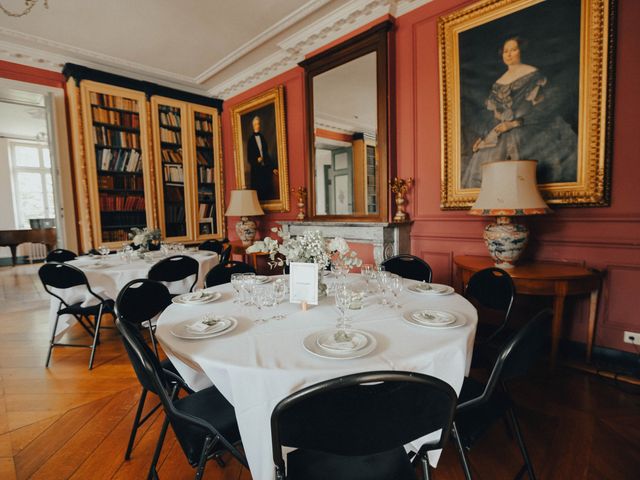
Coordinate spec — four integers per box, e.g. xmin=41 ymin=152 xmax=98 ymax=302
xmin=147 ymin=322 xmax=159 ymax=358
xmin=452 ymin=422 xmax=473 ymax=480
xmin=421 ymin=454 xmax=432 ymax=480
xmin=45 ymin=312 xmax=61 ymax=367
xmin=88 ymin=305 xmax=104 ymax=370
xmin=194 ymin=436 xmax=214 ymax=480
xmin=147 ymin=415 xmax=170 ymax=480
xmin=125 ymin=388 xmax=148 ymax=460
xmin=507 ymin=408 xmax=536 ymax=480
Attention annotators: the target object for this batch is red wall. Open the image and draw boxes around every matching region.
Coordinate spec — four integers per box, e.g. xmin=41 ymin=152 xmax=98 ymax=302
xmin=0 ymin=59 xmax=64 ymax=88
xmin=220 ymin=0 xmax=640 ymax=352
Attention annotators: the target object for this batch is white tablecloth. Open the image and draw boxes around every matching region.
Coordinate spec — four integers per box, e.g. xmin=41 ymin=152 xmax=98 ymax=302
xmin=48 ymin=251 xmax=219 ymax=338
xmin=156 ymin=275 xmax=477 ymax=480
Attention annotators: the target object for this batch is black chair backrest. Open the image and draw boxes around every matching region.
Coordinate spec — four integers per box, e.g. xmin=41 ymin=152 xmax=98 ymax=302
xmin=204 ymin=261 xmax=255 ymax=288
xmin=381 ymin=254 xmax=433 ymax=282
xmin=38 ymin=262 xmax=104 ymax=307
xmin=271 ymin=371 xmax=457 ymax=472
xmin=45 ymin=248 xmax=77 ymax=263
xmin=465 ymin=267 xmax=515 ymax=338
xmin=461 ymin=309 xmax=551 ymax=410
xmin=116 ymin=279 xmax=172 ymax=394
xmin=147 ymin=255 xmax=199 ymax=292
xmin=115 ymin=317 xmax=235 ymax=458
xmin=219 ymin=245 xmax=232 ymax=265
xmin=199 ymin=240 xmax=224 ymax=254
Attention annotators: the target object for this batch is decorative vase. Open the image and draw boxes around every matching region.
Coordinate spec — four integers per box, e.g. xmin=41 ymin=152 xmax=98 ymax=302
xmin=236 ymin=216 xmax=257 ymax=246
xmin=483 ymin=216 xmax=528 ymax=269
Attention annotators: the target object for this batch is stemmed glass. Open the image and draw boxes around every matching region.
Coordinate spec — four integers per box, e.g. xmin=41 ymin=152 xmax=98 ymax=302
xmin=98 ymin=245 xmax=110 ymax=263
xmin=271 ymin=279 xmax=287 ymax=320
xmin=360 ymin=264 xmax=374 ymax=294
xmin=240 ymin=273 xmax=256 ymax=305
xmin=335 ymin=284 xmax=352 ymax=341
xmin=376 ymin=270 xmax=391 ymax=305
xmin=389 ymin=274 xmax=404 ymax=309
xmin=230 ymin=273 xmax=243 ymax=303
xmin=253 ymin=284 xmax=275 ymax=324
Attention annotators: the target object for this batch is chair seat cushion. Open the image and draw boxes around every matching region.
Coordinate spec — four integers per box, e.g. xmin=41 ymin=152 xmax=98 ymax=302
xmin=286 ymin=447 xmax=416 ymax=480
xmin=58 ymin=299 xmax=115 ymax=316
xmin=172 ymin=385 xmax=241 ymax=465
xmin=456 ymin=377 xmax=510 ymax=449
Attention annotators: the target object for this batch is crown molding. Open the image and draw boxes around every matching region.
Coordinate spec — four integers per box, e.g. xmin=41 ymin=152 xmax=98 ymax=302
xmin=209 ymin=0 xmax=433 ymax=99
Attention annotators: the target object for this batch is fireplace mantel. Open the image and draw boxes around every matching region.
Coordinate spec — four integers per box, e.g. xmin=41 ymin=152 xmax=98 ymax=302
xmin=278 ymin=221 xmax=412 ymax=264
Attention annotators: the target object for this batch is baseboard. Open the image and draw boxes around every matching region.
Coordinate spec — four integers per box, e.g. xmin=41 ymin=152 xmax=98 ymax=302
xmin=560 ymin=338 xmax=640 ymax=380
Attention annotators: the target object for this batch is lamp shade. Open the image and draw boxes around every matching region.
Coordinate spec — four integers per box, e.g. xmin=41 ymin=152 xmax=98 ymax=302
xmin=469 ymin=160 xmax=551 ymax=216
xmin=225 ymin=189 xmax=264 ymax=217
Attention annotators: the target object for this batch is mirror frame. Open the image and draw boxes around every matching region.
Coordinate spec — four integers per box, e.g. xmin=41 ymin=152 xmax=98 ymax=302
xmin=300 ymin=20 xmax=393 ymax=222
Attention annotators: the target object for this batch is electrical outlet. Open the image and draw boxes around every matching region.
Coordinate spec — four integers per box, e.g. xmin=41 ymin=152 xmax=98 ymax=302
xmin=623 ymin=331 xmax=640 ymax=345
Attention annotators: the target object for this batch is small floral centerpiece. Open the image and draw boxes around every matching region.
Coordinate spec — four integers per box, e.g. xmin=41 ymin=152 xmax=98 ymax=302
xmin=247 ymin=228 xmax=361 ymax=296
xmin=129 ymin=227 xmax=161 ymax=252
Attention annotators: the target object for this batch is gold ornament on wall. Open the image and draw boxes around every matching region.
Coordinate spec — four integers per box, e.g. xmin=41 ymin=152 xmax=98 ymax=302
xmin=292 ymin=186 xmax=308 ymax=221
xmin=390 ymin=177 xmax=413 ymax=222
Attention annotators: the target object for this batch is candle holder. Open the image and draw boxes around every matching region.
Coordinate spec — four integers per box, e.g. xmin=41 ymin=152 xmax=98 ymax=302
xmin=390 ymin=177 xmax=413 ymax=222
xmin=292 ymin=187 xmax=308 ymax=221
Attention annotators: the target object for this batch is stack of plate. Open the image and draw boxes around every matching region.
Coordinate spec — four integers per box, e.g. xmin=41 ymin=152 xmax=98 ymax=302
xmin=408 ymin=282 xmax=454 ymax=295
xmin=172 ymin=290 xmax=221 ymax=305
xmin=170 ymin=315 xmax=238 ymax=339
xmin=402 ymin=309 xmax=466 ymax=329
xmin=303 ymin=329 xmax=377 ymax=359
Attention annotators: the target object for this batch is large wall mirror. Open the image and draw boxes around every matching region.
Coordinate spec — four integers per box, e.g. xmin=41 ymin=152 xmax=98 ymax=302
xmin=300 ymin=21 xmax=392 ymax=221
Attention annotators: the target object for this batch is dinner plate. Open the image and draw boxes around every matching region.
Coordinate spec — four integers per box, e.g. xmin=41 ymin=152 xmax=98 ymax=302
xmin=303 ymin=329 xmax=377 ymax=360
xmin=411 ymin=309 xmax=456 ymax=326
xmin=408 ymin=283 xmax=454 ymax=295
xmin=402 ymin=310 xmax=467 ymax=329
xmin=172 ymin=291 xmax=222 ymax=305
xmin=170 ymin=316 xmax=237 ymax=339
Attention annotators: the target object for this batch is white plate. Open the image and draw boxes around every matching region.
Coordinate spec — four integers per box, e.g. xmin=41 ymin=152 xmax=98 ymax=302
xmin=411 ymin=310 xmax=456 ymax=326
xmin=408 ymin=283 xmax=454 ymax=295
xmin=402 ymin=310 xmax=467 ymax=329
xmin=303 ymin=329 xmax=377 ymax=360
xmin=170 ymin=316 xmax=237 ymax=339
xmin=172 ymin=291 xmax=222 ymax=305
xmin=317 ymin=330 xmax=369 ymax=352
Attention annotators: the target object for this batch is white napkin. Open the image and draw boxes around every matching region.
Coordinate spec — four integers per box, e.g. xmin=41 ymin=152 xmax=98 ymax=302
xmin=411 ymin=310 xmax=456 ymax=325
xmin=317 ymin=331 xmax=368 ymax=351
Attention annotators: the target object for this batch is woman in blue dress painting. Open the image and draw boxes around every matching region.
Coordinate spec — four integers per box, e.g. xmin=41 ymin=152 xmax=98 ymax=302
xmin=462 ymin=36 xmax=578 ymax=188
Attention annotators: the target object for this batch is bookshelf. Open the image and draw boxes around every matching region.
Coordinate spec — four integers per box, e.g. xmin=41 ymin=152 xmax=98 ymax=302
xmin=79 ymin=81 xmax=154 ymax=248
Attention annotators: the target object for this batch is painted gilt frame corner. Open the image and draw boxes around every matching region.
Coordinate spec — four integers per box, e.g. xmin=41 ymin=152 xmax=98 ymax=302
xmin=230 ymin=85 xmax=290 ymax=212
xmin=438 ymin=0 xmax=616 ymax=209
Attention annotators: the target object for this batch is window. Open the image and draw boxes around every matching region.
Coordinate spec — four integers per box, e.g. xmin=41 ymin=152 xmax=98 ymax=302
xmin=9 ymin=142 xmax=55 ymax=229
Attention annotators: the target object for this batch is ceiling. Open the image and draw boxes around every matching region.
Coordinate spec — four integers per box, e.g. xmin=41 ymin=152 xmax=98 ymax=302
xmin=0 ymin=0 xmax=430 ymax=98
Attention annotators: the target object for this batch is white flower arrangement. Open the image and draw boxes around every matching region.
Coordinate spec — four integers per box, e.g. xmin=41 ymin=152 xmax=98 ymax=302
xmin=129 ymin=227 xmax=161 ymax=247
xmin=246 ymin=228 xmax=362 ymax=269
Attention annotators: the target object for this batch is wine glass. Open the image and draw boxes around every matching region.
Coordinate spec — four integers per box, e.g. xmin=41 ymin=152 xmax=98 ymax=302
xmin=272 ymin=279 xmax=287 ymax=320
xmin=240 ymin=273 xmax=256 ymax=306
xmin=253 ymin=285 xmax=274 ymax=324
xmin=389 ymin=274 xmax=404 ymax=309
xmin=335 ymin=284 xmax=352 ymax=340
xmin=360 ymin=264 xmax=374 ymax=293
xmin=376 ymin=270 xmax=391 ymax=305
xmin=98 ymin=244 xmax=110 ymax=263
xmin=230 ymin=273 xmax=243 ymax=303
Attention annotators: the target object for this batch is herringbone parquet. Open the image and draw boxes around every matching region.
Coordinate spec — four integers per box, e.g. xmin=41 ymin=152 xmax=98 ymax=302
xmin=0 ymin=264 xmax=638 ymax=479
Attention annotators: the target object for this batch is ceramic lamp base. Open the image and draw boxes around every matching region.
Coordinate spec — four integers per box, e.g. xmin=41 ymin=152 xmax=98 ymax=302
xmin=235 ymin=216 xmax=257 ymax=246
xmin=483 ymin=216 xmax=529 ymax=269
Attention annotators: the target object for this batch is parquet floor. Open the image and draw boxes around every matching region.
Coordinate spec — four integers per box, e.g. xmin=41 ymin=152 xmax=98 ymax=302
xmin=0 ymin=264 xmax=638 ymax=479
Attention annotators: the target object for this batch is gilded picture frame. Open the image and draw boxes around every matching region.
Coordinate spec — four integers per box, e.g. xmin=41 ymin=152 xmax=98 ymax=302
xmin=231 ymin=85 xmax=290 ymax=212
xmin=438 ymin=0 xmax=616 ymax=209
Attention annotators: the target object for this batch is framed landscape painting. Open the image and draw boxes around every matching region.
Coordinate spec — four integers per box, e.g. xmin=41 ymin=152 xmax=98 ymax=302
xmin=230 ymin=86 xmax=290 ymax=212
xmin=438 ymin=0 xmax=616 ymax=208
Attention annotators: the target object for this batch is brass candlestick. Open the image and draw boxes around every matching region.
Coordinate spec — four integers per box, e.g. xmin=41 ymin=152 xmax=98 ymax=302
xmin=390 ymin=177 xmax=413 ymax=222
xmin=292 ymin=187 xmax=308 ymax=220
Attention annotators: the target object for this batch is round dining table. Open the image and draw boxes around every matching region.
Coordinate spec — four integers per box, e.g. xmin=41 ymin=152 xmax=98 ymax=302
xmin=156 ymin=275 xmax=478 ymax=480
xmin=48 ymin=250 xmax=219 ymax=338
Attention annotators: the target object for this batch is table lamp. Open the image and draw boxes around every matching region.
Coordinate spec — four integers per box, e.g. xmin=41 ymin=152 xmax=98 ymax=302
xmin=225 ymin=189 xmax=265 ymax=246
xmin=469 ymin=160 xmax=551 ymax=268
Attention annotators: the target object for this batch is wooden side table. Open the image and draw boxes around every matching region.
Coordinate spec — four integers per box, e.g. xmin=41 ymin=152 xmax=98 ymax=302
xmin=454 ymin=255 xmax=601 ymax=367
xmin=230 ymin=241 xmax=269 ymax=271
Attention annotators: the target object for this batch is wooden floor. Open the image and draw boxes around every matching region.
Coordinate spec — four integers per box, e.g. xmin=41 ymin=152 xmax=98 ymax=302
xmin=0 ymin=264 xmax=638 ymax=479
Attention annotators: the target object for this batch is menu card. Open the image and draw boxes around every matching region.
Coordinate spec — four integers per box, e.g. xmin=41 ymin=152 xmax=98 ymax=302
xmin=289 ymin=262 xmax=319 ymax=305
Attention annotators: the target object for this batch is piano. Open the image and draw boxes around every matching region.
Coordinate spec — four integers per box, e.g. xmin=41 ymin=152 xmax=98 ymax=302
xmin=0 ymin=228 xmax=57 ymax=266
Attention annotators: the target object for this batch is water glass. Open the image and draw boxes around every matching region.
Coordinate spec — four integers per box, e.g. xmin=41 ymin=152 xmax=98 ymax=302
xmin=98 ymin=244 xmax=110 ymax=262
xmin=335 ymin=284 xmax=352 ymax=335
xmin=230 ymin=273 xmax=243 ymax=303
xmin=160 ymin=242 xmax=170 ymax=257
xmin=389 ymin=274 xmax=404 ymax=309
xmin=271 ymin=279 xmax=287 ymax=320
xmin=361 ymin=264 xmax=374 ymax=293
xmin=376 ymin=270 xmax=391 ymax=305
xmin=253 ymin=284 xmax=275 ymax=323
xmin=240 ymin=272 xmax=256 ymax=305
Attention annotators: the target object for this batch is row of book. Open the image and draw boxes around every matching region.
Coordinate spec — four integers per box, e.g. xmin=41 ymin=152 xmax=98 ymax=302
xmin=164 ymin=164 xmax=184 ymax=183
xmin=194 ymin=117 xmax=213 ymax=132
xmin=164 ymin=186 xmax=184 ymax=202
xmin=92 ymin=106 xmax=139 ymax=128
xmin=164 ymin=204 xmax=186 ymax=224
xmin=198 ymin=166 xmax=215 ymax=183
xmin=198 ymin=202 xmax=216 ymax=219
xmin=160 ymin=128 xmax=181 ymax=144
xmin=99 ymin=194 xmax=145 ymax=211
xmin=195 ymin=136 xmax=212 ymax=148
xmin=96 ymin=148 xmax=142 ymax=172
xmin=159 ymin=110 xmax=181 ymax=128
xmin=90 ymin=93 xmax=137 ymax=112
xmin=197 ymin=150 xmax=213 ymax=165
xmin=97 ymin=173 xmax=144 ymax=191
xmin=94 ymin=126 xmax=140 ymax=148
xmin=161 ymin=149 xmax=183 ymax=164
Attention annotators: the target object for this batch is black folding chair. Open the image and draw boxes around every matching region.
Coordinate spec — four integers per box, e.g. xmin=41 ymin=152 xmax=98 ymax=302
xmin=198 ymin=240 xmax=224 ymax=254
xmin=453 ymin=309 xmax=551 ymax=480
xmin=115 ymin=316 xmax=248 ymax=480
xmin=148 ymin=255 xmax=199 ymax=295
xmin=116 ymin=279 xmax=189 ymax=462
xmin=38 ymin=262 xmax=114 ymax=369
xmin=219 ymin=244 xmax=232 ymax=265
xmin=381 ymin=254 xmax=433 ymax=282
xmin=271 ymin=370 xmax=465 ymax=480
xmin=45 ymin=248 xmax=77 ymax=263
xmin=204 ymin=260 xmax=255 ymax=288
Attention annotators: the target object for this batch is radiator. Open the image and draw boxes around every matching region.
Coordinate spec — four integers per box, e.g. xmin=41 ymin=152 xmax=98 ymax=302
xmin=16 ymin=242 xmax=48 ymax=262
